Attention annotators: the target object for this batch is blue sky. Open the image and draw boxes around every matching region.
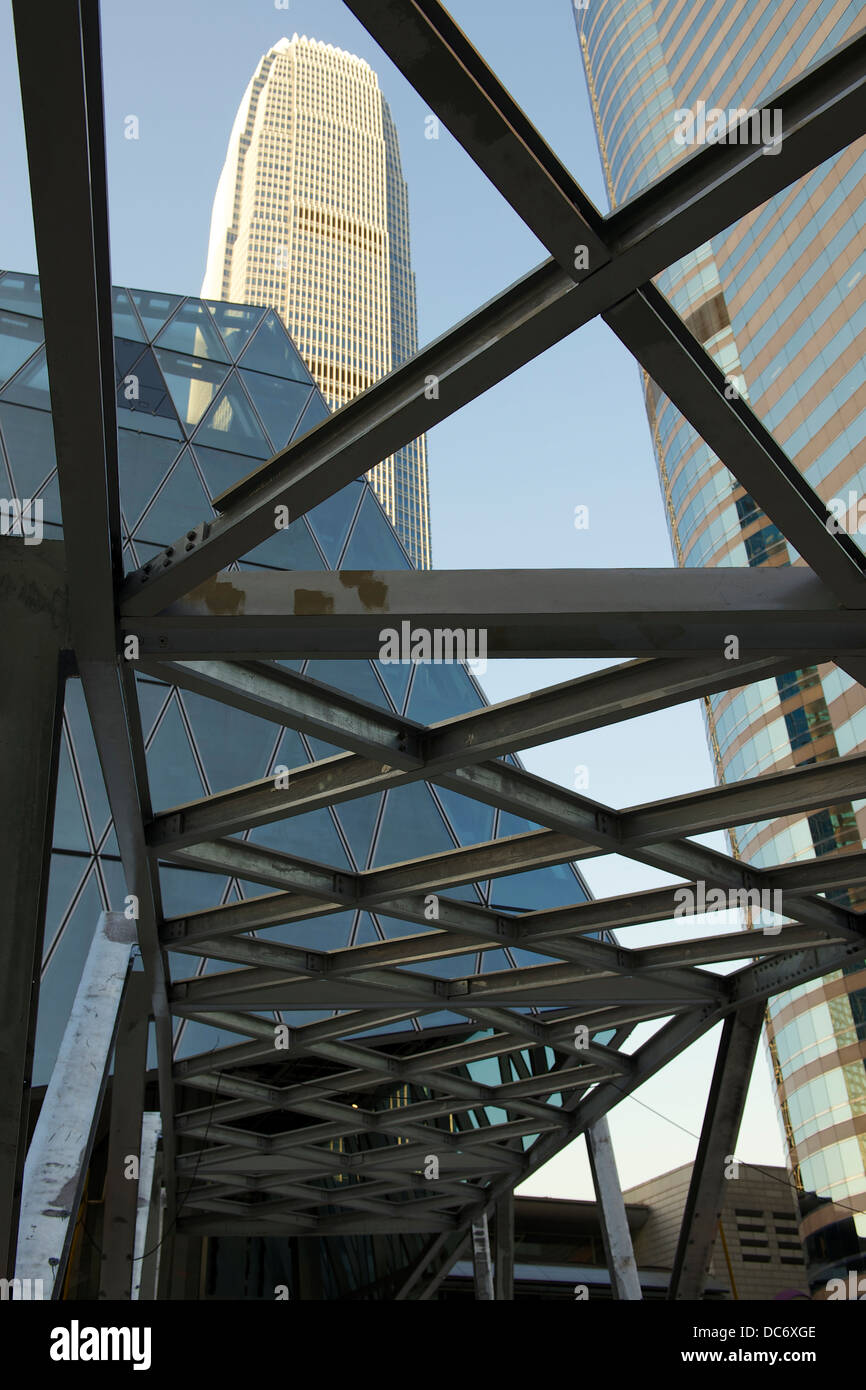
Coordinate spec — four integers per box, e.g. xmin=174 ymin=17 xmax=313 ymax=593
xmin=0 ymin=0 xmax=786 ymax=1195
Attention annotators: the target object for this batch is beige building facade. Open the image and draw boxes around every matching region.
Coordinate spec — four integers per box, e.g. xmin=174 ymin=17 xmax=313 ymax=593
xmin=626 ymin=1162 xmax=809 ymax=1300
xmin=202 ymin=34 xmax=431 ymax=566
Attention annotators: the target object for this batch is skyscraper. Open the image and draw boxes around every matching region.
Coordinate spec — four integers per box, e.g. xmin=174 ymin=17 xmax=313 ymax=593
xmin=575 ymin=1 xmax=866 ymax=1287
xmin=201 ymin=34 xmax=431 ymax=568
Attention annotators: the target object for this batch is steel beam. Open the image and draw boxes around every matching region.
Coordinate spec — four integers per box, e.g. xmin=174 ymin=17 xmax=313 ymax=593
xmin=0 ymin=543 xmax=68 ymax=1280
xmin=587 ymin=1115 xmax=643 ymax=1300
xmin=131 ymin=1113 xmax=161 ymax=1301
xmin=124 ymin=566 xmax=866 ymax=661
xmin=99 ymin=971 xmax=150 ymax=1300
xmin=493 ymin=1190 xmax=514 ymax=1302
xmin=13 ymin=0 xmax=176 ymax=1208
xmin=471 ymin=1214 xmax=495 ymax=1300
xmin=668 ymin=1005 xmax=766 ymax=1300
xmin=15 ymin=913 xmax=137 ymax=1298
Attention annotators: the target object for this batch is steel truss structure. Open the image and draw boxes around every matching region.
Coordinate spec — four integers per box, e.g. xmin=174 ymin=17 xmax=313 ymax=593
xmin=7 ymin=0 xmax=866 ymax=1299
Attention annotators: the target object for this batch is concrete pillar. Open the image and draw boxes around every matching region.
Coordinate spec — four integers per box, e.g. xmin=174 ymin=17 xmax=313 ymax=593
xmin=587 ymin=1115 xmax=643 ymax=1300
xmin=0 ymin=542 xmax=69 ymax=1279
xmin=99 ymin=971 xmax=150 ymax=1299
xmin=15 ymin=910 xmax=136 ymax=1296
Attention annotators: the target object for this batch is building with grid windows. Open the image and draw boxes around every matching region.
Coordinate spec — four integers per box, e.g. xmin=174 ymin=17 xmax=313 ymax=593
xmin=575 ymin=0 xmax=866 ymax=1288
xmin=201 ymin=34 xmax=431 ymax=568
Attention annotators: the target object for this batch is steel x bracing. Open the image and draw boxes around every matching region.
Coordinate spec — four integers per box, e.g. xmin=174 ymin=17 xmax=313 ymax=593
xmin=11 ymin=0 xmax=866 ymax=1295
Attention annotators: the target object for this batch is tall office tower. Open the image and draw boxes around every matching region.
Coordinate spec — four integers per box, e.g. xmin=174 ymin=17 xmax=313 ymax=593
xmin=201 ymin=34 xmax=431 ymax=568
xmin=575 ymin=2 xmax=866 ymax=1288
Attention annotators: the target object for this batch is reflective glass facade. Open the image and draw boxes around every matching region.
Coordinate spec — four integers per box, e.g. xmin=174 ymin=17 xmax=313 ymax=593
xmin=201 ymin=35 xmax=431 ymax=568
xmin=0 ymin=270 xmax=596 ymax=1293
xmin=576 ymin=0 xmax=866 ymax=1285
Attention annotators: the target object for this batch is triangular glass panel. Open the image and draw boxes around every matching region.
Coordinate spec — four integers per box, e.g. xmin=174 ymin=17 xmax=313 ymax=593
xmin=154 ymin=299 xmax=230 ymax=362
xmin=374 ymin=913 xmax=436 ymax=941
xmin=293 ymin=391 xmax=330 ymax=440
xmin=352 ymin=913 xmax=382 ymax=947
xmin=130 ymin=288 xmax=184 ymax=340
xmin=112 ymin=287 xmax=145 ymax=341
xmin=180 ymin=690 xmax=278 ymax=794
xmin=480 ymin=949 xmax=511 ymax=973
xmin=98 ymin=825 xmax=119 ymax=856
xmin=407 ymin=660 xmax=483 ymax=724
xmin=265 ymin=910 xmax=355 ymax=951
xmin=192 ymin=375 xmax=271 ymax=458
xmin=0 ymin=272 xmax=41 ymax=317
xmin=373 ymin=656 xmax=411 ymax=714
xmin=115 ymin=348 xmax=182 ymax=438
xmin=0 ymin=403 xmax=55 ymax=500
xmin=118 ymin=430 xmax=183 ymax=530
xmin=305 ymin=660 xmax=392 ymax=712
xmin=64 ymin=683 xmax=111 ymax=836
xmin=99 ymin=859 xmax=129 ymax=914
xmin=134 ymin=448 xmax=211 ymax=547
xmin=372 ymin=784 xmax=452 ymax=868
xmin=154 ymin=348 xmax=229 ymax=429
xmin=240 ymin=513 xmax=326 ymax=569
xmin=248 ymin=806 xmax=351 ymax=869
xmin=192 ymin=443 xmax=254 ymax=501
xmin=490 ymin=863 xmax=585 ymax=912
xmin=145 ymin=698 xmax=207 ymax=810
xmin=265 ymin=725 xmax=305 ymax=770
xmin=342 ymin=488 xmax=411 ymax=570
xmin=0 ymin=345 xmax=50 ymax=410
xmin=332 ymin=791 xmax=383 ymax=871
xmin=134 ymin=674 xmax=171 ymax=741
xmin=415 ymin=954 xmax=478 ymax=980
xmin=306 ymin=479 xmax=362 ymax=566
xmin=301 ymin=733 xmax=345 ymax=764
xmin=0 ymin=311 xmax=43 ymax=391
xmin=433 ymin=786 xmax=495 ymax=848
xmin=205 ymin=300 xmax=265 ymax=359
xmin=115 ymin=338 xmax=146 ymax=385
xmin=173 ymin=1019 xmax=246 ymax=1062
xmin=238 ymin=309 xmax=312 ymax=382
xmin=498 ymin=809 xmax=544 ymax=835
xmin=43 ymin=853 xmax=91 ymax=953
xmin=159 ymin=863 xmax=230 ymax=917
xmin=239 ymin=369 xmax=313 ymax=451
xmin=52 ymin=738 xmax=92 ymax=851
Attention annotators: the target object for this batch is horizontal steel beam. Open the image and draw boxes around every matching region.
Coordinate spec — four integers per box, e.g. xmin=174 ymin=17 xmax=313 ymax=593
xmin=125 ymin=567 xmax=866 ymax=661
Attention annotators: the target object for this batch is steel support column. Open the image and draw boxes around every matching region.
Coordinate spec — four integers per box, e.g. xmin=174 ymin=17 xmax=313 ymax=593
xmin=669 ymin=1004 xmax=766 ymax=1300
xmin=0 ymin=542 xmax=68 ymax=1281
xmin=99 ymin=971 xmax=150 ymax=1300
xmin=471 ymin=1214 xmax=495 ymax=1300
xmin=586 ymin=1115 xmax=643 ymax=1300
xmin=493 ymin=1190 xmax=515 ymax=1301
xmin=14 ymin=912 xmax=137 ymax=1298
xmin=132 ymin=1113 xmax=161 ymax=1301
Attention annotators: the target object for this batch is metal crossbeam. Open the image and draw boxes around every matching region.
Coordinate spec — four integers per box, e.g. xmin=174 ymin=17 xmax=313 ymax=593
xmin=125 ymin=566 xmax=866 ymax=660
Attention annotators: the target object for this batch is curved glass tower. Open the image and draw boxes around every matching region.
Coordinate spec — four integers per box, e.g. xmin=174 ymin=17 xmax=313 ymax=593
xmin=202 ymin=34 xmax=431 ymax=568
xmin=575 ymin=0 xmax=866 ymax=1289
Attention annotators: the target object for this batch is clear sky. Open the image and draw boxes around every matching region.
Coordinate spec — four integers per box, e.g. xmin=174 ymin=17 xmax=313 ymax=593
xmin=0 ymin=0 xmax=787 ymax=1197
